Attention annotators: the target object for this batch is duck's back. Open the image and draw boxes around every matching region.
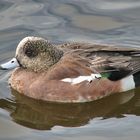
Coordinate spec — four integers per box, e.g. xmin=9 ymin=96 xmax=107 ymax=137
xmin=57 ymin=42 xmax=140 ymax=81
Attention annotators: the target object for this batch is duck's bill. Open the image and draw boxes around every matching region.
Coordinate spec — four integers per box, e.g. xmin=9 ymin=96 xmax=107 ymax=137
xmin=0 ymin=58 xmax=19 ymax=70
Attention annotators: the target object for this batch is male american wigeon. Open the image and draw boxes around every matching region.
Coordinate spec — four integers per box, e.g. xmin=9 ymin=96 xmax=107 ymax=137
xmin=1 ymin=36 xmax=140 ymax=103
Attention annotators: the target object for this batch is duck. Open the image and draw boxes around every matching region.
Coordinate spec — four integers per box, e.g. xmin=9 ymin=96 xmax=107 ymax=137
xmin=1 ymin=36 xmax=140 ymax=103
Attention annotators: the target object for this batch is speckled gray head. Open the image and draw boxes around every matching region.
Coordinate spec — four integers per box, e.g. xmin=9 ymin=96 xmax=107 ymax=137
xmin=0 ymin=36 xmax=63 ymax=72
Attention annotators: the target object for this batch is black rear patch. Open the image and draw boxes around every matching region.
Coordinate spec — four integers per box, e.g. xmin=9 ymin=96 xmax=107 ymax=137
xmin=107 ymin=68 xmax=131 ymax=81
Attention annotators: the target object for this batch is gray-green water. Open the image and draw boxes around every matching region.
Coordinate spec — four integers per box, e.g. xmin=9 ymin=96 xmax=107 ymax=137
xmin=0 ymin=0 xmax=140 ymax=140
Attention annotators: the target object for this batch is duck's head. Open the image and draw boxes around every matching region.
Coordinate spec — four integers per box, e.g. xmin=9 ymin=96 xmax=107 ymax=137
xmin=0 ymin=37 xmax=63 ymax=72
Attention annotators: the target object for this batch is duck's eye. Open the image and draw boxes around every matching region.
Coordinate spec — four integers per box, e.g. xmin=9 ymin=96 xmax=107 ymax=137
xmin=25 ymin=48 xmax=38 ymax=58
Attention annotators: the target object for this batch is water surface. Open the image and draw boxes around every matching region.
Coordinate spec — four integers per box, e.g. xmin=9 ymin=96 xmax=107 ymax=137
xmin=0 ymin=0 xmax=140 ymax=140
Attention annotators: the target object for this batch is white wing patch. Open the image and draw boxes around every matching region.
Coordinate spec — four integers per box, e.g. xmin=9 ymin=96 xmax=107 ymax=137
xmin=61 ymin=74 xmax=101 ymax=85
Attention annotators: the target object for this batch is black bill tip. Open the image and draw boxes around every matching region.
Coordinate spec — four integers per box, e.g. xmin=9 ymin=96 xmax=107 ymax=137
xmin=0 ymin=65 xmax=8 ymax=70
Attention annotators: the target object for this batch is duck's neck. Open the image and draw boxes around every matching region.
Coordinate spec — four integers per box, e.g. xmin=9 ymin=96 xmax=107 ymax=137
xmin=48 ymin=46 xmax=64 ymax=66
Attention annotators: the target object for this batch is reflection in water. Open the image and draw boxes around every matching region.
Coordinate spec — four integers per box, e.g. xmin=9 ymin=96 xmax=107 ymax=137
xmin=0 ymin=88 xmax=140 ymax=130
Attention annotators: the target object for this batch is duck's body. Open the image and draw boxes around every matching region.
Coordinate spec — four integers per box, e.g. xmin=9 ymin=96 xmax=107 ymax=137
xmin=1 ymin=37 xmax=140 ymax=103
